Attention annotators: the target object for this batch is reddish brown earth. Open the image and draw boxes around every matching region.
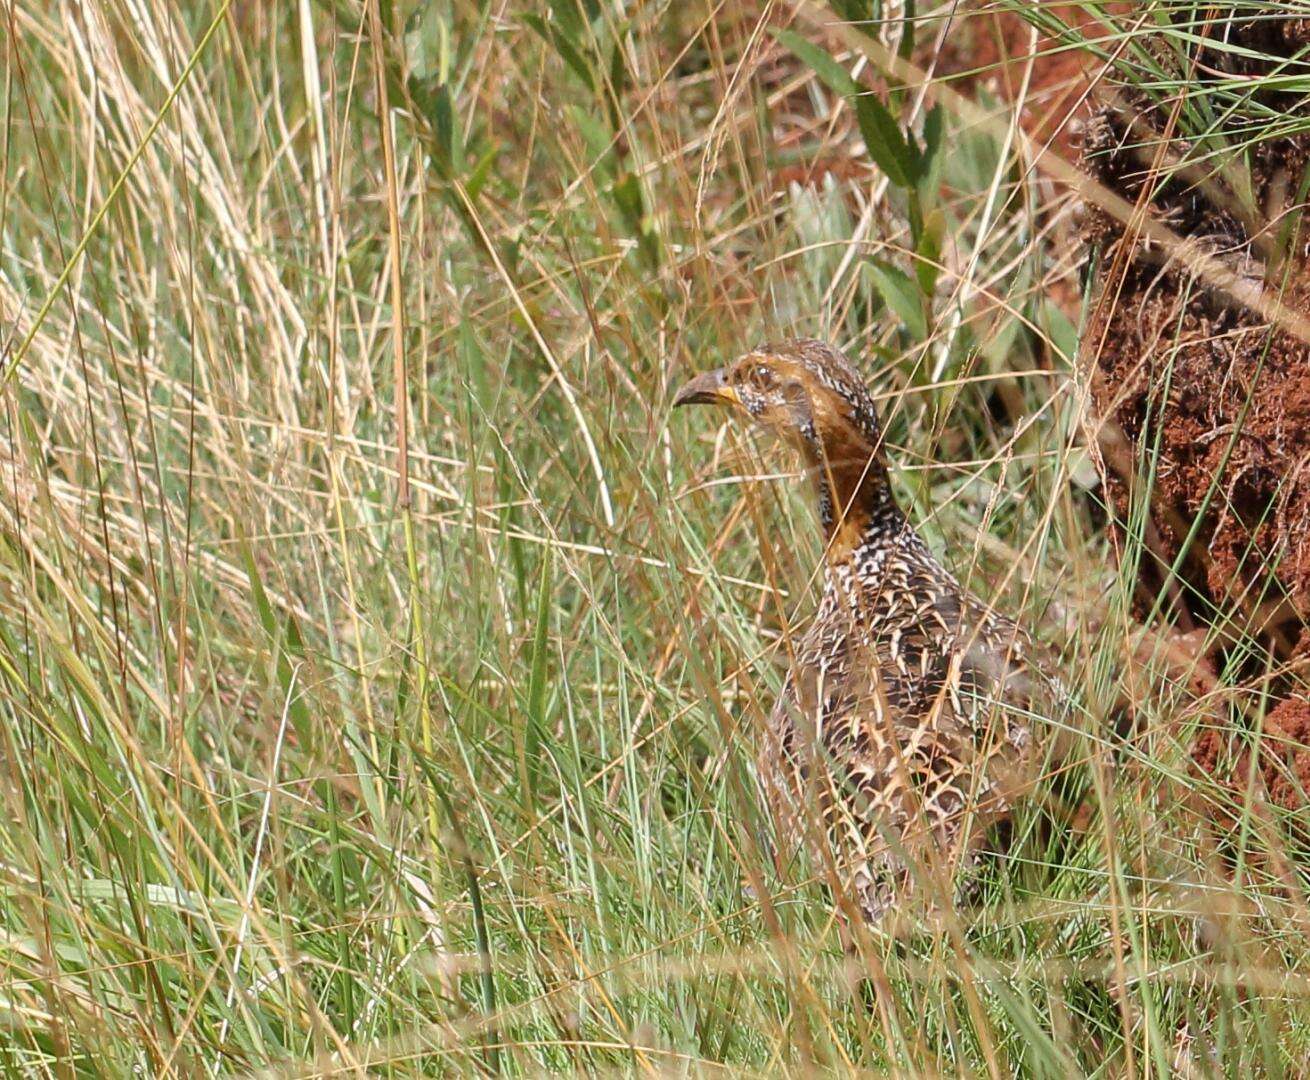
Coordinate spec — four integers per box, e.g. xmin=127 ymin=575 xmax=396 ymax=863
xmin=1192 ymin=696 xmax=1310 ymax=817
xmin=751 ymin=8 xmax=1310 ymax=811
xmin=1086 ymin=271 xmax=1310 ymax=634
xmin=1263 ymin=698 xmax=1310 ymax=812
xmin=934 ymin=4 xmax=1100 ymax=160
xmin=764 ymin=6 xmax=1103 ymax=192
xmin=1081 ymin=16 xmax=1310 ymax=637
xmin=1078 ymin=12 xmax=1310 ymax=808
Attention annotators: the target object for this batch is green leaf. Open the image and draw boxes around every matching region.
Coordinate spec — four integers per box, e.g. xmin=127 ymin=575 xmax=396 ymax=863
xmin=1039 ymin=298 xmax=1079 ymax=366
xmin=913 ymin=103 xmax=944 ymax=195
xmin=612 ymin=171 xmax=660 ymax=266
xmin=404 ymin=4 xmax=449 ymax=83
xmin=828 ymin=0 xmax=872 ymax=22
xmin=569 ymin=104 xmax=616 ymax=174
xmin=409 ymin=74 xmax=462 ymax=180
xmin=897 ymin=0 xmax=917 ymax=66
xmin=429 ymin=83 xmax=459 ymax=172
xmin=609 ymin=36 xmax=629 ymax=99
xmin=523 ymin=13 xmax=596 ymax=91
xmin=773 ymin=29 xmax=915 ymax=189
xmin=464 ymin=145 xmax=498 ymax=202
xmin=611 ymin=172 xmax=643 ymax=228
xmin=553 ymin=0 xmax=601 ymax=41
xmin=922 ymin=103 xmax=944 ymax=161
xmin=771 ymin=29 xmax=858 ymax=98
xmin=853 ymin=92 xmax=916 ymax=188
xmin=914 ymin=207 xmax=945 ymax=295
xmin=868 ymin=259 xmax=927 ymax=340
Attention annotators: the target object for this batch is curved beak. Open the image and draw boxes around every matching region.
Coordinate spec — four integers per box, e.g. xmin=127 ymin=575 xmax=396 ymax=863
xmin=672 ymin=368 xmax=737 ymax=408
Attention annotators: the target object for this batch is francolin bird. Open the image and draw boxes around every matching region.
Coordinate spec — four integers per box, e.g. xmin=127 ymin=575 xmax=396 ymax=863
xmin=675 ymin=339 xmax=1053 ymax=927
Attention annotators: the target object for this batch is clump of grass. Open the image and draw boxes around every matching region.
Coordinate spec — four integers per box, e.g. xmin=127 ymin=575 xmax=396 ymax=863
xmin=1 ymin=1 xmax=1307 ymax=1074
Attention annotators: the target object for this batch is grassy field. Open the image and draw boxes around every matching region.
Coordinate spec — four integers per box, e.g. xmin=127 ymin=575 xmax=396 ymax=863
xmin=3 ymin=1 xmax=1309 ymax=1074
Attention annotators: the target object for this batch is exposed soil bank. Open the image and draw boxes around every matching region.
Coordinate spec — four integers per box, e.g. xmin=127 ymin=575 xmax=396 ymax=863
xmin=1078 ymin=12 xmax=1310 ymax=805
xmin=936 ymin=4 xmax=1098 ymax=161
xmin=1081 ymin=15 xmax=1310 ymax=641
xmin=1192 ymin=695 xmax=1310 ymax=818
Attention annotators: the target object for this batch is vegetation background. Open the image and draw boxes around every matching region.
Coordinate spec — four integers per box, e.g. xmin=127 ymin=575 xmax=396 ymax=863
xmin=2 ymin=0 xmax=1308 ymax=1074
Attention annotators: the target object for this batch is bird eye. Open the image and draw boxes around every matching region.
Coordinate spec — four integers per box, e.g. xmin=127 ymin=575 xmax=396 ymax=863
xmin=752 ymin=365 xmax=774 ymax=387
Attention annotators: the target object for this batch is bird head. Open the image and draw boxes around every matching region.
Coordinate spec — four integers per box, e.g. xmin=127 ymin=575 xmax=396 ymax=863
xmin=673 ymin=339 xmax=881 ymax=448
xmin=674 ymin=339 xmax=897 ymax=549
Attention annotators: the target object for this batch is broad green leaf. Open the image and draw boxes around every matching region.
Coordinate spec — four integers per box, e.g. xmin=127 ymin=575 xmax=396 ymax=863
xmin=828 ymin=0 xmax=873 ymax=22
xmin=427 ymin=83 xmax=460 ymax=174
xmin=915 ymin=207 xmax=945 ymax=295
xmin=853 ymin=93 xmax=916 ymax=188
xmin=404 ymin=4 xmax=449 ymax=83
xmin=868 ymin=259 xmax=927 ymax=339
xmin=464 ymin=145 xmax=498 ymax=202
xmin=569 ymin=104 xmax=616 ymax=173
xmin=1039 ymin=297 xmax=1079 ymax=366
xmin=523 ymin=13 xmax=596 ymax=92
xmin=773 ymin=29 xmax=916 ymax=188
xmin=914 ymin=103 xmax=945 ymax=198
xmin=897 ymin=0 xmax=917 ymax=65
xmin=772 ymin=29 xmax=858 ymax=98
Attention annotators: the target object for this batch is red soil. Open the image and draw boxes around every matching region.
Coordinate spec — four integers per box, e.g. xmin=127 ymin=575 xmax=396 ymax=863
xmin=1080 ymin=13 xmax=1310 ymax=640
xmin=1079 ymin=10 xmax=1310 ymax=810
xmin=1192 ymin=696 xmax=1310 ymax=816
xmin=934 ymin=5 xmax=1099 ymax=160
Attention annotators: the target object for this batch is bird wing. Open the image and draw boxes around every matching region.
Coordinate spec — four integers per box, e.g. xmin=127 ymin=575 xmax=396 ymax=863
xmin=765 ymin=578 xmax=1050 ymax=912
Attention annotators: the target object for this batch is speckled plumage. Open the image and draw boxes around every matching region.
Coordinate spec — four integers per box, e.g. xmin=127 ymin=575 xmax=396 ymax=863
xmin=675 ymin=339 xmax=1052 ymax=925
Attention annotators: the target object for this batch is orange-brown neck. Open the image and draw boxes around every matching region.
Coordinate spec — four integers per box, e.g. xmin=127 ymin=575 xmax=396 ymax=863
xmin=796 ymin=412 xmax=901 ymax=560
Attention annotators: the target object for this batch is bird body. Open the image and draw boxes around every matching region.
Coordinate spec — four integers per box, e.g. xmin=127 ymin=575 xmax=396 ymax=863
xmin=675 ymin=340 xmax=1049 ymax=925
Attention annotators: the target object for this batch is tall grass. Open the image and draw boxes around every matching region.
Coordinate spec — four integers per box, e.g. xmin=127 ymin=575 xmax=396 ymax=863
xmin=1 ymin=1 xmax=1307 ymax=1074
